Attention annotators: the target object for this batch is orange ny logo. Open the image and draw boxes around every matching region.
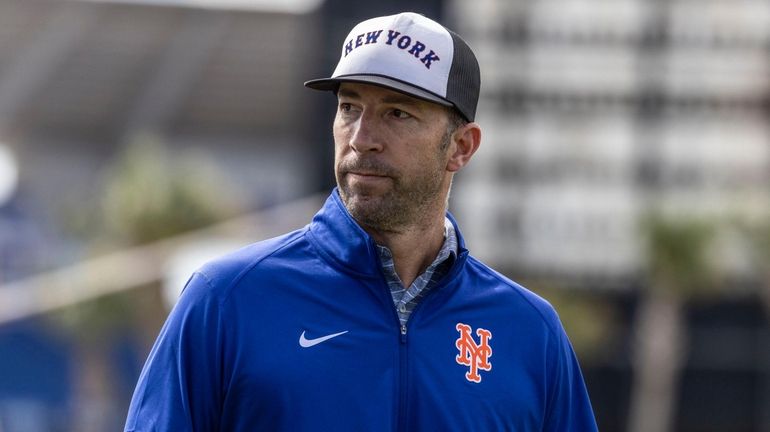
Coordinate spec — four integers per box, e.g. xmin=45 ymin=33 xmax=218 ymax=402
xmin=455 ymin=323 xmax=492 ymax=383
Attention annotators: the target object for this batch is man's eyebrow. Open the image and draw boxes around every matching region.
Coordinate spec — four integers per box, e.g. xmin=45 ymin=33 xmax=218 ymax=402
xmin=337 ymin=88 xmax=360 ymax=99
xmin=380 ymin=94 xmax=422 ymax=108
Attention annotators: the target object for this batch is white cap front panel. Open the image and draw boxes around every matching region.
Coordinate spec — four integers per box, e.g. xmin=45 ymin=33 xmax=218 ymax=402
xmin=331 ymin=13 xmax=454 ymax=99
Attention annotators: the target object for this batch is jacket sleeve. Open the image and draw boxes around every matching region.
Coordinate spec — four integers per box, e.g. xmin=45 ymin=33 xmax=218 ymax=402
xmin=542 ymin=322 xmax=598 ymax=432
xmin=125 ymin=272 xmax=226 ymax=432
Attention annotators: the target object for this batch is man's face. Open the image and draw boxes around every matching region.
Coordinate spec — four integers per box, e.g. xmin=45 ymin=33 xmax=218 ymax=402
xmin=333 ymin=82 xmax=453 ymax=232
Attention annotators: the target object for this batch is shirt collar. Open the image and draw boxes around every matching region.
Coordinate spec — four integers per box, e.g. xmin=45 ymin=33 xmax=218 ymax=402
xmin=308 ymin=189 xmax=467 ymax=278
xmin=376 ymin=217 xmax=458 ymax=269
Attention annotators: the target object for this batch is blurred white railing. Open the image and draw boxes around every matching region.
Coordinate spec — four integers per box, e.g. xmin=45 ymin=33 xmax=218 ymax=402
xmin=0 ymin=193 xmax=326 ymax=325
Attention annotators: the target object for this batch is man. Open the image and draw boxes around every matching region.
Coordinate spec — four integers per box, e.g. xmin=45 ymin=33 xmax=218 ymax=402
xmin=125 ymin=12 xmax=597 ymax=431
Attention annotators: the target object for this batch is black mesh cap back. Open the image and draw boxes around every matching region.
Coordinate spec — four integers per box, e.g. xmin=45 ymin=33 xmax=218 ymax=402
xmin=445 ymin=29 xmax=481 ymax=122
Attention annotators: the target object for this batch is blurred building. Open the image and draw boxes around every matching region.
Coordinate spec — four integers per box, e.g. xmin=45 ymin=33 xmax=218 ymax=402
xmin=0 ymin=0 xmax=323 ymax=265
xmin=450 ymin=0 xmax=770 ymax=286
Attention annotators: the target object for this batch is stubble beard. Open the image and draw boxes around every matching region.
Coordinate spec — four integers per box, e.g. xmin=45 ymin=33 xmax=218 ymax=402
xmin=337 ymin=134 xmax=450 ymax=233
xmin=339 ymin=166 xmax=444 ymax=232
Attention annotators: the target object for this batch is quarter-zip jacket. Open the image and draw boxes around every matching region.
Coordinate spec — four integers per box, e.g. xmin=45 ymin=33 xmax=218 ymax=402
xmin=125 ymin=189 xmax=598 ymax=431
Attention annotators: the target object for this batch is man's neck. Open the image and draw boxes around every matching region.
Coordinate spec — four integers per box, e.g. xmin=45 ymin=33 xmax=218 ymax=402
xmin=366 ymin=216 xmax=447 ymax=288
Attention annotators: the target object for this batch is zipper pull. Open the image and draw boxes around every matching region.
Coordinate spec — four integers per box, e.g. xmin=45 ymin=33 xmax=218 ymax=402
xmin=400 ymin=324 xmax=407 ymax=343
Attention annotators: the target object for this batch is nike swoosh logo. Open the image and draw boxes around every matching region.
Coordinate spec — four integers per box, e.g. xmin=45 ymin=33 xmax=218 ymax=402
xmin=299 ymin=330 xmax=348 ymax=348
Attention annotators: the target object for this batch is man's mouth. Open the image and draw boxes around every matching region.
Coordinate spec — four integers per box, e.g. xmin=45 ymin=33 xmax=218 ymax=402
xmin=348 ymin=171 xmax=388 ymax=178
xmin=347 ymin=171 xmax=391 ymax=184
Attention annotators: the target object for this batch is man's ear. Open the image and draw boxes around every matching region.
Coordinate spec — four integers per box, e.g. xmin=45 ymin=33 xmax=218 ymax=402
xmin=446 ymin=122 xmax=481 ymax=172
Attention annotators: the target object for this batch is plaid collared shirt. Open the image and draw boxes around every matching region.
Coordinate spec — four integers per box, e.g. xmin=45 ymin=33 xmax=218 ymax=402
xmin=376 ymin=218 xmax=458 ymax=327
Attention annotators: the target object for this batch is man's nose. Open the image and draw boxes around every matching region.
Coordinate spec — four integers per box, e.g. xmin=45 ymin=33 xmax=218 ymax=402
xmin=349 ymin=112 xmax=384 ymax=153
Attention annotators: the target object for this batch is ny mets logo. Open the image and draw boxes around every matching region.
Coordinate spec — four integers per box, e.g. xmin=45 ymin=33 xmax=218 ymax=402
xmin=455 ymin=323 xmax=493 ymax=383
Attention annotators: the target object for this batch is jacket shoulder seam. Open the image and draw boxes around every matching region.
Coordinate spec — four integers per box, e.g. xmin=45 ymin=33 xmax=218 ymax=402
xmin=197 ymin=227 xmax=311 ymax=306
xmin=466 ymin=256 xmax=562 ymax=339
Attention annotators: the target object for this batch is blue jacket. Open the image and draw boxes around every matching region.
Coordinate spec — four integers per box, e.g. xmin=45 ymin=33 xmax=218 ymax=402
xmin=125 ymin=190 xmax=597 ymax=431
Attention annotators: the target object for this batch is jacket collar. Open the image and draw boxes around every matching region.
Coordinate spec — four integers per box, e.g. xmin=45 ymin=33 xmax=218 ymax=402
xmin=308 ymin=188 xmax=468 ymax=279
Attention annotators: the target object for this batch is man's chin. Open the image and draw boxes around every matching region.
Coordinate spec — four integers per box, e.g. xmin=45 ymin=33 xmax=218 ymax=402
xmin=340 ymin=189 xmax=384 ymax=209
xmin=340 ymin=191 xmax=392 ymax=226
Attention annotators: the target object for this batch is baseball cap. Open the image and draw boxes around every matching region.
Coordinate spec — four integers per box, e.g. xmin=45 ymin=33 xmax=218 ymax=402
xmin=304 ymin=12 xmax=481 ymax=122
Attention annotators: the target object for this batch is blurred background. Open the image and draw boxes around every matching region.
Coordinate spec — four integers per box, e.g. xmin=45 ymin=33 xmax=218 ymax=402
xmin=0 ymin=0 xmax=768 ymax=430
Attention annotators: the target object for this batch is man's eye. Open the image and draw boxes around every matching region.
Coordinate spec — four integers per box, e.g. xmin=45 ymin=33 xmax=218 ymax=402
xmin=392 ymin=109 xmax=411 ymax=119
xmin=339 ymin=103 xmax=352 ymax=112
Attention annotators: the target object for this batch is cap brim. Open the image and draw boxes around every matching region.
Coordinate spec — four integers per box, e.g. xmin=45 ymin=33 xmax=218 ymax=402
xmin=304 ymin=74 xmax=453 ymax=108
